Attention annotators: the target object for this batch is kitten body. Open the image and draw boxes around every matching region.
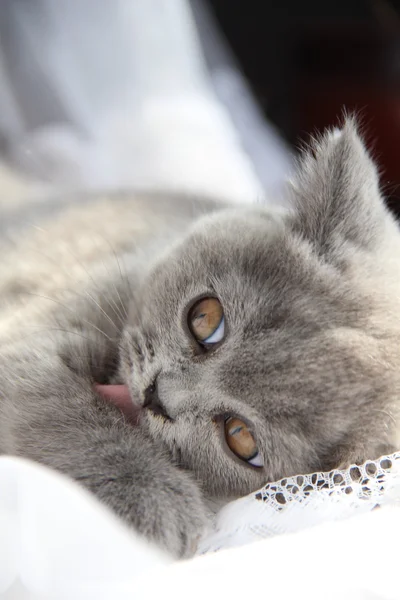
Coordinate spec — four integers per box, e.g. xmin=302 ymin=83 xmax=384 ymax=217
xmin=1 ymin=121 xmax=400 ymax=556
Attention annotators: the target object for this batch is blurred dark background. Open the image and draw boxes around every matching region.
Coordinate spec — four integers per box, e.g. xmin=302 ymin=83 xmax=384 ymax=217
xmin=208 ymin=0 xmax=400 ymax=216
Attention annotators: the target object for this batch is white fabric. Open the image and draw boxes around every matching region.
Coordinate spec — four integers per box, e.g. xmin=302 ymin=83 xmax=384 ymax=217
xmin=1 ymin=455 xmax=399 ymax=600
xmin=199 ymin=451 xmax=400 ymax=553
xmin=0 ymin=457 xmax=170 ymax=600
xmin=0 ymin=0 xmax=283 ymax=205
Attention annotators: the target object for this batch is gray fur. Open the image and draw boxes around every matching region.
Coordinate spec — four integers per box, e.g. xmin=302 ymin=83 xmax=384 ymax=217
xmin=1 ymin=120 xmax=400 ymax=557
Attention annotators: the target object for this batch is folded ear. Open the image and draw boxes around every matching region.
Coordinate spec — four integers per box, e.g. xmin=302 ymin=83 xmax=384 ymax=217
xmin=291 ymin=119 xmax=390 ymax=254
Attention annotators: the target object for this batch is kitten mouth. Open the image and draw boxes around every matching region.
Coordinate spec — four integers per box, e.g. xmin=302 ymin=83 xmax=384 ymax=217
xmin=146 ymin=411 xmax=171 ymax=424
xmin=94 ymin=384 xmax=141 ymax=426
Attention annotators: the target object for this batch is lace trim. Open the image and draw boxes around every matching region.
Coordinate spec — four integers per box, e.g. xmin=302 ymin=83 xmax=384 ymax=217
xmin=199 ymin=451 xmax=400 ymax=554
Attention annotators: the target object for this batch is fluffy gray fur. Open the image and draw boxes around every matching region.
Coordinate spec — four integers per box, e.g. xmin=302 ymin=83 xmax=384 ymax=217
xmin=1 ymin=120 xmax=400 ymax=557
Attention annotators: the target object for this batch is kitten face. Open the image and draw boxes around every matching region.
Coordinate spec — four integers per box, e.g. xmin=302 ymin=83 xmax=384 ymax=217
xmin=121 ymin=121 xmax=400 ymax=498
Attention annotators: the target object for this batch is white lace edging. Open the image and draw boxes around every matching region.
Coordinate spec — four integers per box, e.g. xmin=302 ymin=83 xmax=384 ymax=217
xmin=199 ymin=451 xmax=400 ymax=554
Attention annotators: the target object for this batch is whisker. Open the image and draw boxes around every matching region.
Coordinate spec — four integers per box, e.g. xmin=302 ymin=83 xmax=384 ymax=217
xmin=83 ymin=290 xmax=120 ymax=331
xmin=63 ymin=231 xmax=130 ymax=325
xmin=88 ymin=232 xmax=131 ymax=321
xmin=23 ymin=325 xmax=98 ymax=345
xmin=20 ymin=292 xmax=114 ymax=342
xmin=101 ymin=278 xmax=128 ymax=326
xmin=102 ymin=237 xmax=131 ymax=315
xmin=50 ymin=286 xmax=123 ymax=329
xmin=373 ymin=408 xmax=397 ymax=428
xmin=109 ymin=275 xmax=129 ymax=322
xmin=22 ymin=222 xmax=48 ymax=233
xmin=27 ymin=242 xmax=129 ymax=329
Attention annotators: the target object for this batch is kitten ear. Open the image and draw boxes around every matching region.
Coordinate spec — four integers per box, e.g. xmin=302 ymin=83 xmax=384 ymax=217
xmin=291 ymin=119 xmax=388 ymax=253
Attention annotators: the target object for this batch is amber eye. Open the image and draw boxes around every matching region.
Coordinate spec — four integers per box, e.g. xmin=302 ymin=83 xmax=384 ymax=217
xmin=224 ymin=417 xmax=263 ymax=467
xmin=188 ymin=297 xmax=225 ymax=345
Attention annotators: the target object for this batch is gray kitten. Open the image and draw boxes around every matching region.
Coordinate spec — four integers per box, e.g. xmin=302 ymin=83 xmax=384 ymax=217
xmin=1 ymin=120 xmax=400 ymax=557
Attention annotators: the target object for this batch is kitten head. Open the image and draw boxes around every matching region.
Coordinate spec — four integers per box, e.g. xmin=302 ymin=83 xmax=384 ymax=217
xmin=121 ymin=120 xmax=400 ymax=498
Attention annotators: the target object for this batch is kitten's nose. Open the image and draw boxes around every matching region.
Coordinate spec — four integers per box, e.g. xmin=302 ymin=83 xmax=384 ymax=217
xmin=143 ymin=382 xmax=168 ymax=418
